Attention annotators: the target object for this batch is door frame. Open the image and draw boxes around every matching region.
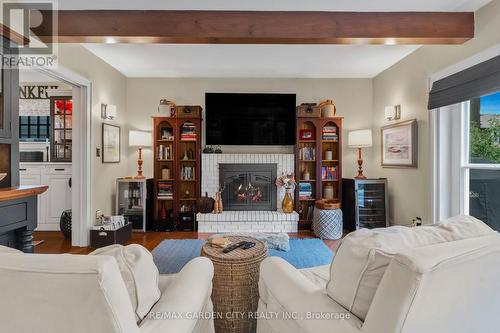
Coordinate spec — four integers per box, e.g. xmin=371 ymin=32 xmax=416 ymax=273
xmin=36 ymin=65 xmax=92 ymax=247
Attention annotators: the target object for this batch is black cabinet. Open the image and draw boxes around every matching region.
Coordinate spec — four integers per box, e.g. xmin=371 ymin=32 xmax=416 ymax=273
xmin=0 ymin=36 xmax=19 ymax=188
xmin=342 ymin=178 xmax=389 ymax=231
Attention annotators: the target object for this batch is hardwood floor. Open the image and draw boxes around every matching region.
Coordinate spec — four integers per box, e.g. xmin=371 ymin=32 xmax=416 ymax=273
xmin=33 ymin=231 xmax=342 ymax=254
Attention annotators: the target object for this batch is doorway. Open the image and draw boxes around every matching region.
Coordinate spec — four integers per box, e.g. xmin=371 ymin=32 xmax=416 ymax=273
xmin=22 ymin=66 xmax=92 ymax=247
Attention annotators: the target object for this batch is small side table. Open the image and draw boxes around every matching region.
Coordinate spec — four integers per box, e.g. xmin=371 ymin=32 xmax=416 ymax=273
xmin=313 ymin=208 xmax=343 ymax=240
xmin=201 ymin=236 xmax=267 ymax=333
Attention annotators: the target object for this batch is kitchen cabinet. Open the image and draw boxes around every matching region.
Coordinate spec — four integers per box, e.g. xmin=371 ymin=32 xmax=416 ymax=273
xmin=20 ymin=163 xmax=71 ymax=230
xmin=0 ymin=37 xmax=13 ymax=139
xmin=0 ymin=36 xmax=19 ymax=189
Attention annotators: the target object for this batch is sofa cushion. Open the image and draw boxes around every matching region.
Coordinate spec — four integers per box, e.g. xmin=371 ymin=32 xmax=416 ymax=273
xmin=299 ymin=265 xmax=330 ymax=290
xmin=0 ymin=245 xmax=23 ymax=254
xmin=326 ymin=215 xmax=495 ymax=321
xmin=90 ymin=244 xmax=161 ymax=322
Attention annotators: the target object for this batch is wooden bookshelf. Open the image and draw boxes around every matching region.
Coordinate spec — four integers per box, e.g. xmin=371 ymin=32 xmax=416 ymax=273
xmin=152 ymin=112 xmax=202 ymax=230
xmin=295 ymin=117 xmax=343 ymax=230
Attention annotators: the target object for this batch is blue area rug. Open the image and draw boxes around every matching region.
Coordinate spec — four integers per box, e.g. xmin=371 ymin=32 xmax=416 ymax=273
xmin=152 ymin=238 xmax=334 ymax=274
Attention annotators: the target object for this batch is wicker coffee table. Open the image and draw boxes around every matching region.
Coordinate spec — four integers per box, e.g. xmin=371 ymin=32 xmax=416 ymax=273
xmin=201 ymin=236 xmax=267 ymax=333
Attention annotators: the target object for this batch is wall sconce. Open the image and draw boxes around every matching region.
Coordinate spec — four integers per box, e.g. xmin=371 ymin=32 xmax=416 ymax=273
xmin=101 ymin=103 xmax=117 ymax=120
xmin=384 ymin=104 xmax=401 ymax=121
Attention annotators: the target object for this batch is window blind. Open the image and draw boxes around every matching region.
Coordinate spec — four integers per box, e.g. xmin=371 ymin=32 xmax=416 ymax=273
xmin=428 ymin=54 xmax=500 ymax=110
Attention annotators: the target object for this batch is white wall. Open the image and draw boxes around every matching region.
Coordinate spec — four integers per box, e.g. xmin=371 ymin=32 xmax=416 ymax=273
xmin=125 ymin=78 xmax=373 ymax=180
xmin=53 ymin=0 xmax=500 ymax=222
xmin=372 ymin=0 xmax=500 ymax=225
xmin=57 ymin=44 xmax=128 ymax=216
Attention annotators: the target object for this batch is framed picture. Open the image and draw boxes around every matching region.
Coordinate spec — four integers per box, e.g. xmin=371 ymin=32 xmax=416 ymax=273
xmin=102 ymin=123 xmax=120 ymax=163
xmin=299 ymin=129 xmax=315 ymax=141
xmin=381 ymin=119 xmax=418 ymax=168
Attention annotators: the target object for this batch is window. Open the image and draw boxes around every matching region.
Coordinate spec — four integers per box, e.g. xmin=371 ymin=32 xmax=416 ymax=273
xmin=19 ymin=116 xmax=50 ymax=141
xmin=464 ymin=92 xmax=500 ymax=231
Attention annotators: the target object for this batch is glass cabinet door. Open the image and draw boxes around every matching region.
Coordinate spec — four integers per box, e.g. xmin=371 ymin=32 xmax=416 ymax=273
xmin=117 ymin=180 xmax=146 ymax=231
xmin=51 ymin=96 xmax=72 ymax=161
xmin=356 ymin=182 xmax=387 ymax=229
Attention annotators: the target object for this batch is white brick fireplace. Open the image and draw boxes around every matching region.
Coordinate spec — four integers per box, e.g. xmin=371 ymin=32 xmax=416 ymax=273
xmin=197 ymin=153 xmax=299 ymax=232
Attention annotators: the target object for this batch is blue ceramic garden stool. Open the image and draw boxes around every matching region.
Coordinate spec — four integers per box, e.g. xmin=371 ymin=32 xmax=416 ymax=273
xmin=313 ymin=208 xmax=343 ymax=240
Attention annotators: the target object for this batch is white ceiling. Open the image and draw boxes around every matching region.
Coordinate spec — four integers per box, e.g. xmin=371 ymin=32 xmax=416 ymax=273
xmin=83 ymin=44 xmax=420 ymax=78
xmin=59 ymin=0 xmax=491 ymax=11
xmin=77 ymin=0 xmax=491 ymax=78
xmin=19 ymin=69 xmax=61 ymax=83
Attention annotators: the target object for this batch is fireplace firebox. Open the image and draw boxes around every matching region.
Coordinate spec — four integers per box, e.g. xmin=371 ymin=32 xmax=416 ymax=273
xmin=220 ymin=164 xmax=277 ymax=211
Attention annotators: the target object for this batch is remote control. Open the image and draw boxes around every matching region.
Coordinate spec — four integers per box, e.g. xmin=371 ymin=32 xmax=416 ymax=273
xmin=222 ymin=241 xmax=257 ymax=253
xmin=223 ymin=241 xmax=247 ymax=253
xmin=242 ymin=241 xmax=256 ymax=249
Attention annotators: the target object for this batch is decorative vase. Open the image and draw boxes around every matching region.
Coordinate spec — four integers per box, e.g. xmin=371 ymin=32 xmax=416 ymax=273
xmin=158 ymin=99 xmax=176 ymax=117
xmin=159 ymin=202 xmax=167 ymax=220
xmin=325 ymin=149 xmax=333 ymax=161
xmin=324 ymin=184 xmax=334 ymax=200
xmin=161 ymin=167 xmax=170 ymax=180
xmin=319 ymin=99 xmax=336 ymax=117
xmin=282 ymin=188 xmax=294 ymax=213
xmin=217 ymin=192 xmax=224 ymax=213
xmin=59 ymin=209 xmax=72 ymax=240
xmin=213 ymin=192 xmax=224 ymax=214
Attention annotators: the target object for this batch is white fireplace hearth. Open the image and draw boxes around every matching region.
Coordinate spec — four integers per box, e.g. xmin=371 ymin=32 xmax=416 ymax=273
xmin=200 ymin=153 xmax=298 ymax=232
xmin=197 ymin=211 xmax=299 ymax=232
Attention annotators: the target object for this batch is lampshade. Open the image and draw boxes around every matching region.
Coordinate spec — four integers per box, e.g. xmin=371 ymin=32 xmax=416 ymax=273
xmin=129 ymin=130 xmax=152 ymax=147
xmin=348 ymin=129 xmax=373 ymax=148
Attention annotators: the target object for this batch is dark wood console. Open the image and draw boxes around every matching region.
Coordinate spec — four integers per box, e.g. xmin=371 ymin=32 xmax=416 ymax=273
xmin=0 ymin=186 xmax=48 ymax=252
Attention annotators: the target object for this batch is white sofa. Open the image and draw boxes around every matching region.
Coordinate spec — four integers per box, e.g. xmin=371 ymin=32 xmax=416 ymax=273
xmin=0 ymin=246 xmax=215 ymax=333
xmin=257 ymin=215 xmax=500 ymax=333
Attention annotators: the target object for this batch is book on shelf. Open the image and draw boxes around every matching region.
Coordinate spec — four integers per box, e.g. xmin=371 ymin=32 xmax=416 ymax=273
xmin=298 ymin=182 xmax=313 ymax=199
xmin=157 ymin=144 xmax=173 ymax=160
xmin=181 ymin=166 xmax=195 ymax=180
xmin=157 ymin=180 xmax=174 ymax=199
xmin=321 ymin=166 xmax=338 ymax=180
xmin=181 ymin=123 xmax=197 ymax=140
xmin=322 ymin=126 xmax=338 ymax=141
xmin=306 ymin=204 xmax=315 ymax=221
xmin=299 ymin=145 xmax=316 ymax=161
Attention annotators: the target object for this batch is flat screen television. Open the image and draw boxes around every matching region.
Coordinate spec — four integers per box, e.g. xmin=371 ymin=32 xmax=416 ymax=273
xmin=205 ymin=93 xmax=296 ymax=145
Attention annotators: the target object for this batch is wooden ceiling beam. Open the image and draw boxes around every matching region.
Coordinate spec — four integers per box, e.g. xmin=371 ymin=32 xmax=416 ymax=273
xmin=32 ymin=10 xmax=474 ymax=45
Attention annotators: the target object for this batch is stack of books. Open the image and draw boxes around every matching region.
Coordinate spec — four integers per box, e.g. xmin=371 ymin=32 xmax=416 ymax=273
xmin=299 ymin=145 xmax=316 ymax=160
xmin=157 ymin=144 xmax=173 ymax=160
xmin=321 ymin=166 xmax=338 ymax=180
xmin=181 ymin=166 xmax=195 ymax=180
xmin=181 ymin=123 xmax=197 ymax=141
xmin=157 ymin=180 xmax=174 ymax=199
xmin=322 ymin=126 xmax=338 ymax=141
xmin=299 ymin=182 xmax=313 ymax=199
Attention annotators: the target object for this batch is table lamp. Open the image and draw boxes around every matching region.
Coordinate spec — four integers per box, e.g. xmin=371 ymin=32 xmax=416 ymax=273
xmin=348 ymin=129 xmax=372 ymax=179
xmin=129 ymin=130 xmax=152 ymax=179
